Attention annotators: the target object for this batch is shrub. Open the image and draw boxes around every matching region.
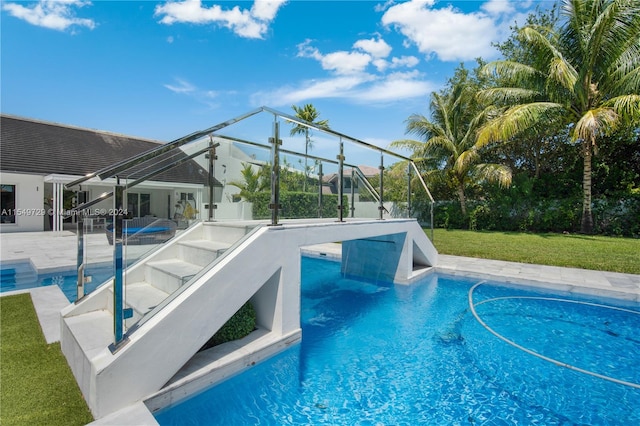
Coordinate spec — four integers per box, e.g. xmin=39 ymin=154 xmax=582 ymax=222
xmin=246 ymin=191 xmax=348 ymax=219
xmin=428 ymin=194 xmax=638 ymax=237
xmin=593 ymin=195 xmax=640 ymax=237
xmin=199 ymin=302 xmax=256 ymax=351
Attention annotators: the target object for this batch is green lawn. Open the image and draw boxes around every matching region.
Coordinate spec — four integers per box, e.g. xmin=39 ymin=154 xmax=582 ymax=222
xmin=0 ymin=294 xmax=93 ymax=426
xmin=431 ymin=229 xmax=640 ymax=275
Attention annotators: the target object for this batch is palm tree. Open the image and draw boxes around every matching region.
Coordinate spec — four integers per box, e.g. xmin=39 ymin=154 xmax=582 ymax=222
xmin=290 ymin=104 xmax=330 ymax=192
xmin=392 ymin=66 xmax=512 ymax=216
xmin=478 ymin=0 xmax=640 ymax=233
xmin=227 ymin=163 xmax=269 ymax=200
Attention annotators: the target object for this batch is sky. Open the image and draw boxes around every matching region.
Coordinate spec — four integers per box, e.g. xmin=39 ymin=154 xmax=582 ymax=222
xmin=1 ymin=0 xmax=552 ymax=166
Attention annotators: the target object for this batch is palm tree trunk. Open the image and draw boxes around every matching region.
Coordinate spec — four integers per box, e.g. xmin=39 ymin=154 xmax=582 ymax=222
xmin=457 ymin=185 xmax=467 ymax=216
xmin=581 ymin=140 xmax=594 ymax=234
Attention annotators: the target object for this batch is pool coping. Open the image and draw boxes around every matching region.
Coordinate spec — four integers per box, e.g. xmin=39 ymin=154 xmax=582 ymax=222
xmin=2 ymin=243 xmax=638 ymax=424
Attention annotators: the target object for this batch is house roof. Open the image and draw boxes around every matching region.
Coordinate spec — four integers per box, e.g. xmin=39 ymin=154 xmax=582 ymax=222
xmin=322 ymin=165 xmax=379 ymax=183
xmin=0 ymin=114 xmax=217 ymax=186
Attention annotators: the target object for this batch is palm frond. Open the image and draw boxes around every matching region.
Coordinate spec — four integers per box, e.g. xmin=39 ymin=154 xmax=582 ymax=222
xmin=455 ymin=149 xmax=479 ymax=174
xmin=480 ymin=60 xmax=542 ymax=84
xmin=432 ymin=93 xmax=454 ymax=141
xmin=476 ymin=102 xmax=564 ymax=147
xmin=548 ymin=56 xmax=578 ymax=92
xmin=603 ymin=94 xmax=640 ymax=124
xmin=521 ymin=26 xmax=567 ymax=65
xmin=587 ymin=0 xmax=640 ymax=74
xmin=389 ymin=139 xmax=428 ymax=153
xmin=472 ymin=163 xmax=513 ymax=188
xmin=478 ymin=87 xmax=541 ymax=105
xmin=424 ymin=136 xmax=458 ymax=156
xmin=404 ymin=114 xmax=446 ymax=141
xmin=606 ymin=51 xmax=640 ymax=94
xmin=573 ymin=107 xmax=619 ymax=142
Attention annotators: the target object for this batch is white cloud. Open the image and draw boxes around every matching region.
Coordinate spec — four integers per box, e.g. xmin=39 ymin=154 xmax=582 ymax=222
xmin=2 ymin=0 xmax=95 ymax=32
xmin=355 ymin=70 xmax=434 ymax=102
xmin=164 ymin=77 xmax=227 ymax=110
xmin=353 ymin=37 xmax=392 ymax=58
xmin=481 ymin=0 xmax=516 ymax=16
xmin=375 ymin=55 xmax=420 ymax=71
xmin=374 ymin=0 xmax=397 ymax=13
xmin=252 ymin=70 xmax=434 ymax=106
xmin=372 ymin=58 xmax=389 ymax=72
xmin=297 ymin=40 xmax=372 ymax=75
xmin=154 ymin=0 xmax=287 ymax=39
xmin=250 ymin=0 xmax=285 ymax=21
xmin=267 ymin=35 xmax=431 ymax=106
xmin=391 ymin=56 xmax=419 ymax=68
xmin=253 ymin=75 xmax=373 ymax=106
xmin=321 ymin=51 xmax=373 ymax=75
xmin=164 ymin=78 xmax=196 ymax=94
xmin=297 ymin=38 xmax=414 ymax=77
xmin=382 ymin=0 xmax=507 ymax=61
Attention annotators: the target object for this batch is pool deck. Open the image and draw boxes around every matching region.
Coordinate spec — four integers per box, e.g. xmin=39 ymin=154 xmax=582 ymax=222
xmin=1 ymin=231 xmax=639 ymax=425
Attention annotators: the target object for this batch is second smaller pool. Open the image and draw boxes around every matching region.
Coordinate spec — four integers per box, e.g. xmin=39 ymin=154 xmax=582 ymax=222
xmin=0 ymin=261 xmax=112 ymax=302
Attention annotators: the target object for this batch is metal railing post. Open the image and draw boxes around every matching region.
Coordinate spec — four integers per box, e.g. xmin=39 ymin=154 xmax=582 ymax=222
xmin=109 ymin=180 xmax=130 ymax=352
xmin=76 ymin=215 xmax=85 ymax=301
xmin=269 ymin=118 xmax=282 ymax=226
xmin=350 ymin=168 xmax=355 ymax=218
xmin=431 ymin=200 xmax=435 ymax=241
xmin=337 ymin=138 xmax=345 ymax=222
xmin=207 ymin=138 xmax=217 ymax=221
xmin=317 ymin=163 xmax=323 ymax=218
xmin=378 ymin=153 xmax=385 ymax=220
xmin=407 ymin=163 xmax=412 ymax=219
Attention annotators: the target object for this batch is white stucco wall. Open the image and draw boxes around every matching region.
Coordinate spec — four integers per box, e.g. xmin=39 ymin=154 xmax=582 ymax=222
xmin=0 ymin=172 xmax=46 ymax=233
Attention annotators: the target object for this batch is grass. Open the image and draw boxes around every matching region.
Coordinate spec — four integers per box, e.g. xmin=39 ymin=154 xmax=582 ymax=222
xmin=0 ymin=294 xmax=93 ymax=426
xmin=431 ymin=229 xmax=640 ymax=275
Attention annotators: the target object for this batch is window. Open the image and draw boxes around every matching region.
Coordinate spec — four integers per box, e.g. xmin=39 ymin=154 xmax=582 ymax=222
xmin=1 ymin=184 xmax=16 ymax=224
xmin=127 ymin=193 xmax=151 ymax=218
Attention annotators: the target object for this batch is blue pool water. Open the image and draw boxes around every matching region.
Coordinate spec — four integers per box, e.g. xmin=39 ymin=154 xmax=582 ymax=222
xmin=155 ymin=257 xmax=640 ymax=425
xmin=0 ymin=262 xmax=111 ymax=302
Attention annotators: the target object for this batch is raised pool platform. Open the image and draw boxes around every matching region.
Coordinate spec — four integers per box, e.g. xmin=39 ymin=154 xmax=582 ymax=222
xmin=58 ymin=218 xmax=437 ymax=418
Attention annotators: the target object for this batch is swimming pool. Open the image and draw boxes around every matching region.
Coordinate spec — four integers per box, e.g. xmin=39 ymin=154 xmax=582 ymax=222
xmin=0 ymin=262 xmax=111 ymax=302
xmin=154 ymin=256 xmax=640 ymax=425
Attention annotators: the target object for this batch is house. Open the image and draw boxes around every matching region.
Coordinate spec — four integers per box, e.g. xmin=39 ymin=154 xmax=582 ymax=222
xmin=0 ymin=114 xmax=225 ymax=233
xmin=322 ymin=165 xmax=379 ymax=198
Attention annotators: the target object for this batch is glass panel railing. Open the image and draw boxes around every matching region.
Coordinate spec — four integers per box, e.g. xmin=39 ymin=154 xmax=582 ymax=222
xmin=350 ymin=166 xmax=384 ymax=219
xmin=66 ymin=106 xmax=435 ymax=347
xmin=129 ymin=224 xmax=263 ymax=333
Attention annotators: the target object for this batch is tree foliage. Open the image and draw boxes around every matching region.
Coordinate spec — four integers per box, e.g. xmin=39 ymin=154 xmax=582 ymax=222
xmin=290 ymin=104 xmax=330 ymax=192
xmin=392 ymin=63 xmax=512 ymax=216
xmin=478 ymin=0 xmax=640 ymax=233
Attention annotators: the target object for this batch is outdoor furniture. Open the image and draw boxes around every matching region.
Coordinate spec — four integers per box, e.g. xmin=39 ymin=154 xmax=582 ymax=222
xmin=105 ymin=217 xmax=177 ymax=245
xmin=85 ymin=216 xmax=106 ymax=232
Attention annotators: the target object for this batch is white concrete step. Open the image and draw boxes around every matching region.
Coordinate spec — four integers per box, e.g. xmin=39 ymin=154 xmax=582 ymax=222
xmin=177 ymin=239 xmax=230 ymax=267
xmin=63 ymin=310 xmax=113 ymax=361
xmin=126 ymin=282 xmax=169 ymax=313
xmin=108 ymin=282 xmax=170 ymax=327
xmin=145 ymin=259 xmax=203 ymax=294
xmin=202 ymin=223 xmax=254 ymax=244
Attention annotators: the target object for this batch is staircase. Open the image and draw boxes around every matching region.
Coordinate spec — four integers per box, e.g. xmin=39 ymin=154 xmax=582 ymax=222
xmin=106 ymin=222 xmax=254 ymax=327
xmin=60 ymin=218 xmax=438 ymax=419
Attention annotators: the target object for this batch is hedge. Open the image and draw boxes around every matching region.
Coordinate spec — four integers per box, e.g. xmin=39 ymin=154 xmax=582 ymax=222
xmin=246 ymin=192 xmax=348 ymax=220
xmin=199 ymin=302 xmax=256 ymax=351
xmin=431 ymin=194 xmax=640 ymax=237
